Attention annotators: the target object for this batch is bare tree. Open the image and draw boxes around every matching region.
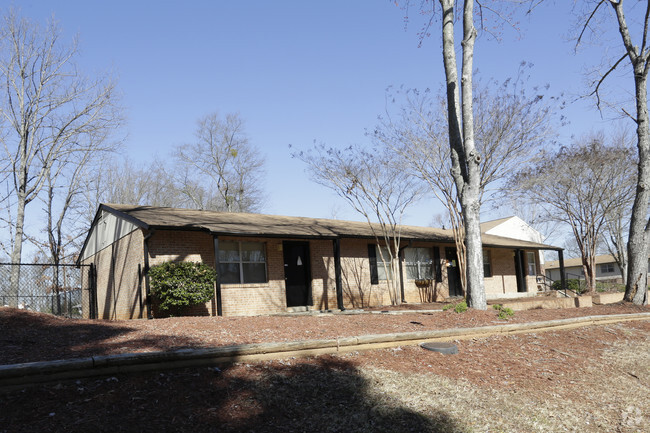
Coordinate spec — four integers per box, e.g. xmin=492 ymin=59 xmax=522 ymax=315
xmin=575 ymin=1 xmax=650 ymax=305
xmin=375 ymin=67 xmax=557 ymax=295
xmin=294 ymin=143 xmax=424 ymax=305
xmin=91 ymin=157 xmax=179 ymax=209
xmin=600 ymin=128 xmax=636 ymax=284
xmin=509 ymin=132 xmax=636 ymax=293
xmin=174 ymin=112 xmax=265 ymax=213
xmin=0 ymin=11 xmax=121 ymax=305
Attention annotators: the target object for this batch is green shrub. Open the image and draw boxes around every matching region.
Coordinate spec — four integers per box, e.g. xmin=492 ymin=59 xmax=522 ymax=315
xmin=551 ymin=278 xmax=583 ymax=293
xmin=493 ymin=303 xmax=515 ymax=320
xmin=443 ymin=300 xmax=468 ymax=313
xmin=149 ymin=261 xmax=217 ymax=315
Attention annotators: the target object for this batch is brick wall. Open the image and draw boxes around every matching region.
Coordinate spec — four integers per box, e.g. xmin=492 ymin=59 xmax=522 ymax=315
xmin=484 ymin=248 xmax=540 ymax=296
xmin=85 ymin=225 xmax=542 ymax=319
xmin=82 ymin=229 xmax=145 ymax=320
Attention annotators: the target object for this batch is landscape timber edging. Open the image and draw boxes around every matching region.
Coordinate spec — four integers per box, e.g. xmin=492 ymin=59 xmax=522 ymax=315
xmin=1 ymin=312 xmax=649 ymax=389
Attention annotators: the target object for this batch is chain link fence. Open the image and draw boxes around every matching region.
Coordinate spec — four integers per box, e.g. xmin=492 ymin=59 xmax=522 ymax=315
xmin=0 ymin=263 xmax=96 ymax=319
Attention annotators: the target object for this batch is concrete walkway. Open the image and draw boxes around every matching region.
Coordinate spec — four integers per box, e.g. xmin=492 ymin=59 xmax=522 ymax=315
xmin=2 ymin=312 xmax=649 ymax=390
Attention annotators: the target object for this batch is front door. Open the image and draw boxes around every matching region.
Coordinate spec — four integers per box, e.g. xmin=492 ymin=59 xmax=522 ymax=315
xmin=283 ymin=241 xmax=312 ymax=307
xmin=445 ymin=247 xmax=463 ymax=297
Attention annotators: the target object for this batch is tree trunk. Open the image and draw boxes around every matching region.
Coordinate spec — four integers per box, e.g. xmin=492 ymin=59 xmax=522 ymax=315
xmin=625 ymin=56 xmax=650 ymax=306
xmin=8 ymin=193 xmax=27 ymax=307
xmin=438 ymin=0 xmax=486 ymax=310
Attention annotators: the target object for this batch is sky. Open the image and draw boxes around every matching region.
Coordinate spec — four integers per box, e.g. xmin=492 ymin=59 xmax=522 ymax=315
xmin=12 ymin=0 xmax=635 ymax=241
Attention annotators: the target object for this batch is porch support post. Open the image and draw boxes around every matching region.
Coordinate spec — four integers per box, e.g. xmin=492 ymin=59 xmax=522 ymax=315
xmin=558 ymin=249 xmax=566 ymax=292
xmin=333 ymin=238 xmax=345 ymax=311
xmin=213 ymin=235 xmax=223 ymax=316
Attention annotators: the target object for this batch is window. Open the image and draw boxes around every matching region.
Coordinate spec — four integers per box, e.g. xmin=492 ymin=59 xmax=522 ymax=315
xmin=483 ymin=249 xmax=492 ymax=278
xmin=368 ymin=244 xmax=393 ymax=283
xmin=600 ymin=263 xmax=615 ymax=274
xmin=405 ymin=247 xmax=433 ymax=280
xmin=219 ymin=241 xmax=267 ymax=284
xmin=376 ymin=246 xmax=393 ymax=280
xmin=526 ymin=251 xmax=537 ymax=276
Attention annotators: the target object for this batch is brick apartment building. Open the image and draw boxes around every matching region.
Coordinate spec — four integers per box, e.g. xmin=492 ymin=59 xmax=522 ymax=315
xmin=78 ymin=204 xmax=562 ymax=319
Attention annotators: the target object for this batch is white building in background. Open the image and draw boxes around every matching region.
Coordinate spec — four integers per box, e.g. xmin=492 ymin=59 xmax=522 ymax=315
xmin=481 ymin=216 xmax=546 ymax=267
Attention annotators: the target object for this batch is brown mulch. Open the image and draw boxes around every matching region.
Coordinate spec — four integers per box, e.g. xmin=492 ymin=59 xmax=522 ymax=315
xmin=0 ymin=303 xmax=648 ymax=365
xmin=1 ymin=303 xmax=649 ymax=433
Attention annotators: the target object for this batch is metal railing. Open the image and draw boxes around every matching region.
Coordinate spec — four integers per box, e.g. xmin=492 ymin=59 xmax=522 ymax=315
xmin=537 ymin=274 xmax=581 ymax=298
xmin=0 ymin=263 xmax=96 ymax=319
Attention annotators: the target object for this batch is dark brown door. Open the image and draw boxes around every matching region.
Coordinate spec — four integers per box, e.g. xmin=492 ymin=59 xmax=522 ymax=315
xmin=445 ymin=247 xmax=463 ymax=297
xmin=283 ymin=241 xmax=312 ymax=307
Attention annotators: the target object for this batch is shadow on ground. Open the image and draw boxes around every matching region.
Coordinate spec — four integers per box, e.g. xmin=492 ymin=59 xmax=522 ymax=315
xmin=0 ymin=308 xmax=207 ymax=364
xmin=0 ymin=357 xmax=467 ymax=433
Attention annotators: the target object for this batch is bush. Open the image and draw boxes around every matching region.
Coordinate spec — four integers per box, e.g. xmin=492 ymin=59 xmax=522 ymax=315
xmin=443 ymin=300 xmax=468 ymax=313
xmin=493 ymin=304 xmax=515 ymax=320
xmin=551 ymin=278 xmax=583 ymax=293
xmin=149 ymin=261 xmax=217 ymax=315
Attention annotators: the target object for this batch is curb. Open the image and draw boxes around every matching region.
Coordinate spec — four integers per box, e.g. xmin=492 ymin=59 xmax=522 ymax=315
xmin=2 ymin=312 xmax=649 ymax=389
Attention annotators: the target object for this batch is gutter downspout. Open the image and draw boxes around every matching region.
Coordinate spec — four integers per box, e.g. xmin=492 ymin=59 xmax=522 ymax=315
xmin=143 ymin=228 xmax=155 ymax=320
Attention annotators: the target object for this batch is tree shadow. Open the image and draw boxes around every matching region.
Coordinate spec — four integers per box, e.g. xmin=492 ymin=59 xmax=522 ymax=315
xmin=0 ymin=357 xmax=466 ymax=433
xmin=0 ymin=307 xmax=214 ymax=364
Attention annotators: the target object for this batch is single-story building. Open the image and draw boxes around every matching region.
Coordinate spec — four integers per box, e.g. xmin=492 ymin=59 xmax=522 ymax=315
xmin=545 ymin=254 xmax=650 ymax=284
xmin=78 ymin=204 xmax=564 ymax=319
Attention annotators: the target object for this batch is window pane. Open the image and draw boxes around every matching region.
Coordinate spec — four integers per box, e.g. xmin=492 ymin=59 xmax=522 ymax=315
xmin=527 ymin=252 xmax=536 ymax=276
xmin=242 ymin=263 xmax=267 ymax=283
xmin=406 ymin=263 xmax=419 ymax=280
xmin=219 ymin=242 xmax=240 ymax=262
xmin=416 ymin=248 xmax=432 ymax=262
xmin=377 ymin=262 xmax=392 ymax=280
xmin=420 ymin=262 xmax=433 ymax=279
xmin=219 ymin=263 xmax=241 ymax=284
xmin=376 ymin=246 xmax=392 ymax=280
xmin=241 ymin=242 xmax=265 ymax=262
xmin=405 ymin=248 xmax=418 ymax=263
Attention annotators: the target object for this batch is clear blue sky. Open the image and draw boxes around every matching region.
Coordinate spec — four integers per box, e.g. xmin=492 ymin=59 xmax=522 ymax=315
xmin=16 ymin=0 xmax=628 ymax=232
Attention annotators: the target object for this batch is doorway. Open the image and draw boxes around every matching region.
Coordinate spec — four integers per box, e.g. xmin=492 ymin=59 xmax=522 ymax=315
xmin=445 ymin=247 xmax=463 ymax=297
xmin=283 ymin=241 xmax=312 ymax=307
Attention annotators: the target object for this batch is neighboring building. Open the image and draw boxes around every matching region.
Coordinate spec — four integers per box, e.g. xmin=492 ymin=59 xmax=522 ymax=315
xmin=545 ymin=254 xmax=643 ymax=284
xmin=481 ymin=216 xmax=546 ymax=266
xmin=78 ymin=205 xmax=562 ymax=319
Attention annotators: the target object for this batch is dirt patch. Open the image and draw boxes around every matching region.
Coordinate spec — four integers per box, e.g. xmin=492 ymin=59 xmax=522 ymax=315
xmin=1 ymin=304 xmax=649 ymax=432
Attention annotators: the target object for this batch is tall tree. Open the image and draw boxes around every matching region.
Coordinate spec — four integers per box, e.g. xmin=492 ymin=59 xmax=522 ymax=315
xmin=294 ymin=143 xmax=424 ymax=305
xmin=375 ymin=68 xmax=558 ymax=293
xmin=174 ymin=112 xmax=265 ymax=213
xmin=576 ymin=1 xmax=650 ymax=305
xmin=400 ymin=0 xmax=488 ymax=308
xmin=509 ymin=132 xmax=636 ymax=293
xmin=0 ymin=11 xmax=120 ymax=305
